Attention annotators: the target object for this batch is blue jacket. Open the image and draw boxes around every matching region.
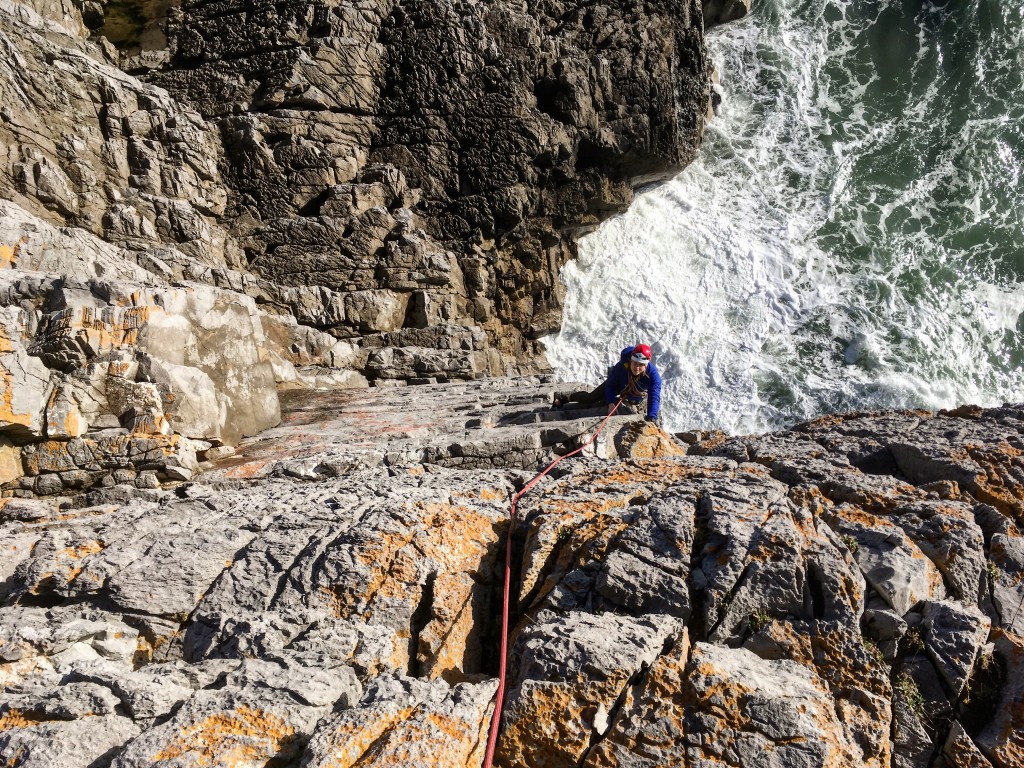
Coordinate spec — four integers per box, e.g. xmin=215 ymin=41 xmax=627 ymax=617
xmin=605 ymin=346 xmax=662 ymax=419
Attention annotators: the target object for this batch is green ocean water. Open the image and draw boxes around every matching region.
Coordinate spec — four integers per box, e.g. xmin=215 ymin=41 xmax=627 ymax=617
xmin=546 ymin=0 xmax=1024 ymax=433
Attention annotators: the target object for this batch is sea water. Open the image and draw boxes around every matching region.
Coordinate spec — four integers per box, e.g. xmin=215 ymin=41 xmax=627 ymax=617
xmin=544 ymin=0 xmax=1024 ymax=434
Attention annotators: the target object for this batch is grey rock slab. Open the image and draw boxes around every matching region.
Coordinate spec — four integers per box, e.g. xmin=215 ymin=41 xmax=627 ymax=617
xmin=988 ymin=531 xmax=1024 ymax=635
xmin=891 ymin=696 xmax=933 ymax=768
xmin=109 ymin=688 xmax=325 ymax=768
xmin=697 ymin=477 xmax=864 ymax=642
xmin=103 ymin=512 xmax=257 ymax=618
xmin=942 ymin=721 xmax=995 ymax=768
xmin=302 ymin=674 xmax=497 ymax=768
xmin=0 ymin=304 xmax=52 ymax=439
xmin=822 ymin=503 xmax=946 ymax=615
xmin=976 ymin=630 xmax=1024 ymax=768
xmin=223 ymin=650 xmax=361 ymax=709
xmin=66 ymin=660 xmax=200 ymax=721
xmin=1 ymin=681 xmax=121 ymax=720
xmin=0 ymin=606 xmax=140 ymax=667
xmin=581 ymin=628 xmax=691 ymax=768
xmin=498 ymin=611 xmax=680 ymax=767
xmin=0 ymin=714 xmax=140 ymax=768
xmin=0 ymin=203 xmax=159 ymax=285
xmin=888 ymin=499 xmax=987 ymax=605
xmin=740 ymin=619 xmax=892 ymax=767
xmin=922 ymin=600 xmax=991 ymax=698
xmin=8 ymin=499 xmax=256 ymax=619
xmin=592 ymin=488 xmax=695 ymax=618
xmin=683 ymin=642 xmax=863 ymax=768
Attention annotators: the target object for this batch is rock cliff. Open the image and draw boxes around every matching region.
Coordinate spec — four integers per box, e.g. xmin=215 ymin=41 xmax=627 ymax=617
xmin=0 ymin=0 xmax=711 ymax=490
xmin=3 ymin=2 xmax=1019 ymax=768
xmin=1 ymin=383 xmax=1023 ymax=767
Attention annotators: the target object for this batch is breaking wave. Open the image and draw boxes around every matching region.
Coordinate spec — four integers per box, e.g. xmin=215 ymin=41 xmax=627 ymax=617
xmin=545 ymin=0 xmax=1024 ymax=434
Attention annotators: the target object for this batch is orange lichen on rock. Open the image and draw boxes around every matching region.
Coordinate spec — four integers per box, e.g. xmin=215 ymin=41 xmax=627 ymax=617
xmin=965 ymin=444 xmax=1024 ymax=522
xmin=615 ymin=422 xmax=687 ymax=459
xmin=0 ymin=323 xmax=34 ymax=428
xmin=58 ymin=539 xmax=104 ymax=583
xmin=0 ymin=657 xmax=53 ymax=689
xmin=0 ymin=240 xmax=23 ymax=270
xmin=585 ymin=458 xmax=720 ymax=492
xmin=59 ymin=540 xmax=104 ymax=560
xmin=322 ymin=500 xmax=499 ymax=677
xmin=0 ymin=710 xmax=45 ymax=732
xmin=308 ymin=707 xmax=415 ymax=767
xmin=417 ymin=571 xmax=478 ymax=682
xmin=582 ymin=630 xmax=691 ymax=767
xmin=151 ymin=707 xmax=298 ymax=767
xmin=498 ymin=678 xmax=623 ymax=767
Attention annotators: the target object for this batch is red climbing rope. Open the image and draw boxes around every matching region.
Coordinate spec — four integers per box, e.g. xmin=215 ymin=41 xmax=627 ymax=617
xmin=481 ymin=399 xmax=622 ymax=768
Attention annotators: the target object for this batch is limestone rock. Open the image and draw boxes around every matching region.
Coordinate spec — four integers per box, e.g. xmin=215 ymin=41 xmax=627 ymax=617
xmin=683 ymin=642 xmax=864 ymax=767
xmin=922 ymin=600 xmax=991 ymax=699
xmin=302 ymin=675 xmax=496 ymax=768
xmin=942 ymin=721 xmax=995 ymax=768
xmin=143 ymin=0 xmax=712 ymax=373
xmin=109 ymin=688 xmax=325 ymax=768
xmin=581 ymin=628 xmax=691 ymax=767
xmin=891 ymin=696 xmax=933 ymax=768
xmin=0 ymin=713 xmax=140 ymax=768
xmin=498 ymin=611 xmax=680 ymax=767
xmin=976 ymin=630 xmax=1024 ymax=768
xmin=2 ymin=379 xmax=1022 ymax=767
xmin=0 ymin=305 xmax=51 ymax=439
xmin=822 ymin=503 xmax=946 ymax=615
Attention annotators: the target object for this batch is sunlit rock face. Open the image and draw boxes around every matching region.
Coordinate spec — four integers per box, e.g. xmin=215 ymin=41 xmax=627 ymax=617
xmin=3 ymin=3 xmax=1018 ymax=768
xmin=1 ymin=379 xmax=1023 ymax=767
xmin=0 ymin=0 xmax=711 ymax=491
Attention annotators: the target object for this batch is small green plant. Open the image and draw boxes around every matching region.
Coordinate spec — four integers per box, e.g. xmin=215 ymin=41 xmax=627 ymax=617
xmin=960 ymin=652 xmax=1003 ymax=730
xmin=895 ymin=672 xmax=926 ymax=718
xmin=901 ymin=625 xmax=926 ymax=654
xmin=863 ymin=637 xmax=886 ymax=667
xmin=747 ymin=608 xmax=771 ymax=634
xmin=556 ymin=526 xmax=573 ymax=542
xmin=986 ymin=560 xmax=1002 ymax=585
xmin=840 ymin=534 xmax=859 ymax=555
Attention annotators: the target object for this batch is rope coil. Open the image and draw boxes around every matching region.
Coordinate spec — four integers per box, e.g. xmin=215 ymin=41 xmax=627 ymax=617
xmin=481 ymin=400 xmax=623 ymax=768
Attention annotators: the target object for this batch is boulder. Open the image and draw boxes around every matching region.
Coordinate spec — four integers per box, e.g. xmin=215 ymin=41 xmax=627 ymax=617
xmin=683 ymin=642 xmax=864 ymax=767
xmin=922 ymin=600 xmax=991 ymax=699
xmin=303 ymin=675 xmax=496 ymax=768
xmin=976 ymin=630 xmax=1024 ymax=768
xmin=498 ymin=611 xmax=680 ymax=766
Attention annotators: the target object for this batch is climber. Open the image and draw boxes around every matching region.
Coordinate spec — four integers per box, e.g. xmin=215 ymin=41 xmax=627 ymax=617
xmin=554 ymin=343 xmax=663 ymax=422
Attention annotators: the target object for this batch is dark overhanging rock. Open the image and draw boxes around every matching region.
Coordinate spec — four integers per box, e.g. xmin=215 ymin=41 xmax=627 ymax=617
xmin=132 ymin=0 xmax=712 ymax=375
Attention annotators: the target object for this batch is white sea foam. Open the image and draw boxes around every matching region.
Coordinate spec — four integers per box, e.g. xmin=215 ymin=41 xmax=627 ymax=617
xmin=545 ymin=0 xmax=1024 ymax=434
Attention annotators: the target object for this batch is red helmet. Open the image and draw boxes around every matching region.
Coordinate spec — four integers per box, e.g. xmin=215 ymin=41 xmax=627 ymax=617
xmin=631 ymin=344 xmax=652 ymax=362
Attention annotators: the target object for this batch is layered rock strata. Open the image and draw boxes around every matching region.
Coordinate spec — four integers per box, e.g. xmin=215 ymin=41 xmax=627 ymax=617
xmin=0 ymin=0 xmax=715 ymax=495
xmin=1 ymin=379 xmax=1023 ymax=767
xmin=1 ymin=0 xmax=714 ymax=374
